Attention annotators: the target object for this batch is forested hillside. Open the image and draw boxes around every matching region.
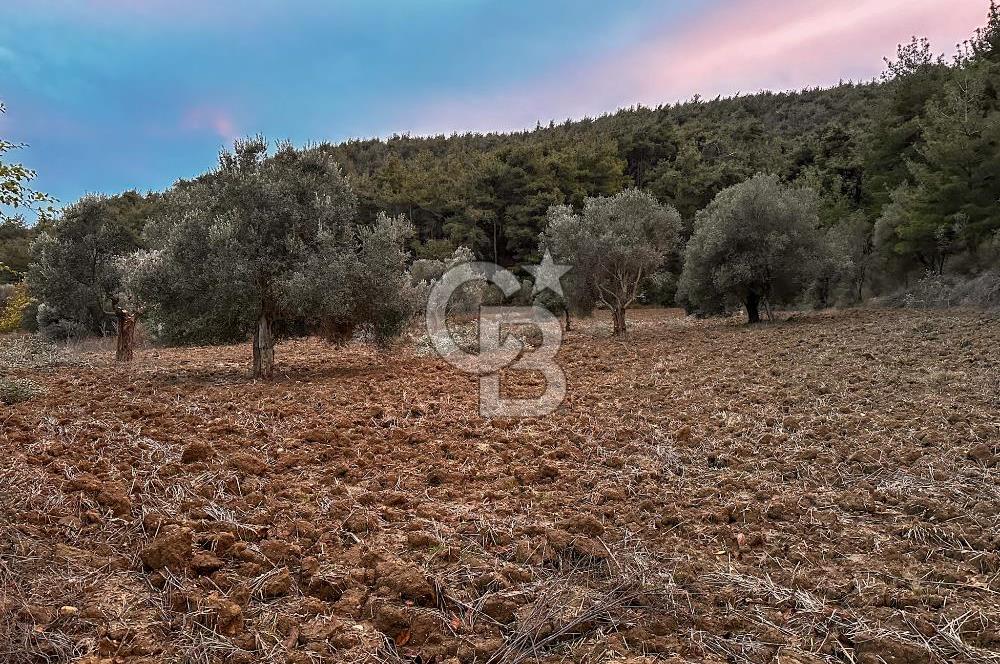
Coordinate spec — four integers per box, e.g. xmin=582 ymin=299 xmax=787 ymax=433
xmin=323 ymin=82 xmax=878 ymax=266
xmin=316 ymin=15 xmax=999 ymax=280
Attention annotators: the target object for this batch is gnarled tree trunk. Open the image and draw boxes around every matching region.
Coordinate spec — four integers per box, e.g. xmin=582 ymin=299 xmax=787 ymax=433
xmin=253 ymin=311 xmax=274 ymax=378
xmin=745 ymin=291 xmax=761 ymax=324
xmin=611 ymin=305 xmax=627 ymax=337
xmin=115 ymin=309 xmax=137 ymax=363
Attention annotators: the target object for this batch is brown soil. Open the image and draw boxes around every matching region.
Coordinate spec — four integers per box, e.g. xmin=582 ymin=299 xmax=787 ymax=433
xmin=1 ymin=308 xmax=998 ymax=663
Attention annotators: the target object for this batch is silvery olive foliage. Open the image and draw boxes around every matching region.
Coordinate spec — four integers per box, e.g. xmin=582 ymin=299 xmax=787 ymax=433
xmin=27 ymin=195 xmax=140 ymax=338
xmin=133 ymin=137 xmax=413 ymax=374
xmin=541 ymin=188 xmax=680 ymax=336
xmin=408 ymin=245 xmax=493 ymax=315
xmin=281 ymin=211 xmax=416 ymax=345
xmin=677 ymin=173 xmax=826 ymax=322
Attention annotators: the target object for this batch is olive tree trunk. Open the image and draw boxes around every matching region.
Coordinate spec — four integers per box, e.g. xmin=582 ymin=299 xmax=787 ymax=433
xmin=252 ymin=312 xmax=275 ymax=378
xmin=611 ymin=305 xmax=627 ymax=337
xmin=745 ymin=291 xmax=761 ymax=324
xmin=115 ymin=310 xmax=136 ymax=363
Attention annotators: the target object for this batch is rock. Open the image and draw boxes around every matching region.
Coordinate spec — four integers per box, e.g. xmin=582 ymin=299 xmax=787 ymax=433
xmin=140 ymin=526 xmax=193 ymax=572
xmin=181 ymin=441 xmax=214 ymax=464
xmin=58 ymin=605 xmax=79 ymax=618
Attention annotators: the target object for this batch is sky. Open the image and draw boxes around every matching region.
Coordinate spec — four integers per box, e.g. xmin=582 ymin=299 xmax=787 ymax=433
xmin=0 ymin=0 xmax=992 ymax=210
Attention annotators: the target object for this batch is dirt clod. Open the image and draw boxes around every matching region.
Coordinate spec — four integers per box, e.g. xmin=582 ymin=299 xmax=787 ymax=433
xmin=180 ymin=441 xmax=213 ymax=463
xmin=139 ymin=526 xmax=193 ymax=572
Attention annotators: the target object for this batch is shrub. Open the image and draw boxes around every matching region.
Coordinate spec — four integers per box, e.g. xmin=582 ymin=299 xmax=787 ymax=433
xmin=0 ymin=283 xmax=31 ymax=333
xmin=0 ymin=377 xmax=40 ymax=405
xmin=0 ymin=283 xmax=13 ymax=311
xmin=890 ymin=269 xmax=1000 ymax=309
xmin=903 ymin=272 xmax=956 ymax=309
xmin=953 ymin=269 xmax=1000 ymax=307
xmin=407 ymin=246 xmax=491 ymax=316
xmin=640 ymin=271 xmax=678 ymax=307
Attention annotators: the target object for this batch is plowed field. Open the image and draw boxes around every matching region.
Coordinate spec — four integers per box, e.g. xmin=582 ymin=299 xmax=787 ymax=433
xmin=2 ymin=308 xmax=999 ymax=663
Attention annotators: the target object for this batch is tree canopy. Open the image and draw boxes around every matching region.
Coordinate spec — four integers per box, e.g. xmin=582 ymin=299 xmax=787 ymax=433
xmin=27 ymin=195 xmax=147 ymax=338
xmin=130 ymin=137 xmax=413 ymax=376
xmin=14 ymin=3 xmax=1000 ymax=340
xmin=542 ymin=189 xmax=680 ymax=336
xmin=677 ymin=174 xmax=826 ymax=323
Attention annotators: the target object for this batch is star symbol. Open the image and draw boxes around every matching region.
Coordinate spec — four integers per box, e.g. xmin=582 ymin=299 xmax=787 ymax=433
xmin=523 ymin=250 xmax=572 ymax=297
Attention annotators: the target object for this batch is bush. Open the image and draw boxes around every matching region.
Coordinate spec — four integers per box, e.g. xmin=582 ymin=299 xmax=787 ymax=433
xmin=0 ymin=283 xmax=13 ymax=313
xmin=0 ymin=283 xmax=32 ymax=333
xmin=407 ymin=246 xmax=492 ymax=316
xmin=0 ymin=377 xmax=40 ymax=405
xmin=36 ymin=303 xmax=92 ymax=340
xmin=903 ymin=272 xmax=956 ymax=309
xmin=951 ymin=270 xmax=1000 ymax=308
xmin=20 ymin=297 xmax=39 ymax=332
xmin=640 ymin=272 xmax=678 ymax=307
xmin=888 ymin=270 xmax=1000 ymax=309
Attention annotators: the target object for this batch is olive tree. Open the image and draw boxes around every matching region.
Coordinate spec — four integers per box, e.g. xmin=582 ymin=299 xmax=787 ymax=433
xmin=408 ymin=246 xmax=491 ymax=315
xmin=677 ymin=174 xmax=824 ymax=323
xmin=541 ymin=189 xmax=680 ymax=337
xmin=136 ymin=137 xmax=413 ymax=377
xmin=28 ymin=196 xmax=141 ymax=338
xmin=281 ymin=211 xmax=415 ymax=345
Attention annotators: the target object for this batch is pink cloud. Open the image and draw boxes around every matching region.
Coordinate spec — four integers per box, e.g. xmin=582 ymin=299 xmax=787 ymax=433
xmin=180 ymin=105 xmax=238 ymax=143
xmin=83 ymin=0 xmax=216 ymax=18
xmin=411 ymin=0 xmax=991 ymax=134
